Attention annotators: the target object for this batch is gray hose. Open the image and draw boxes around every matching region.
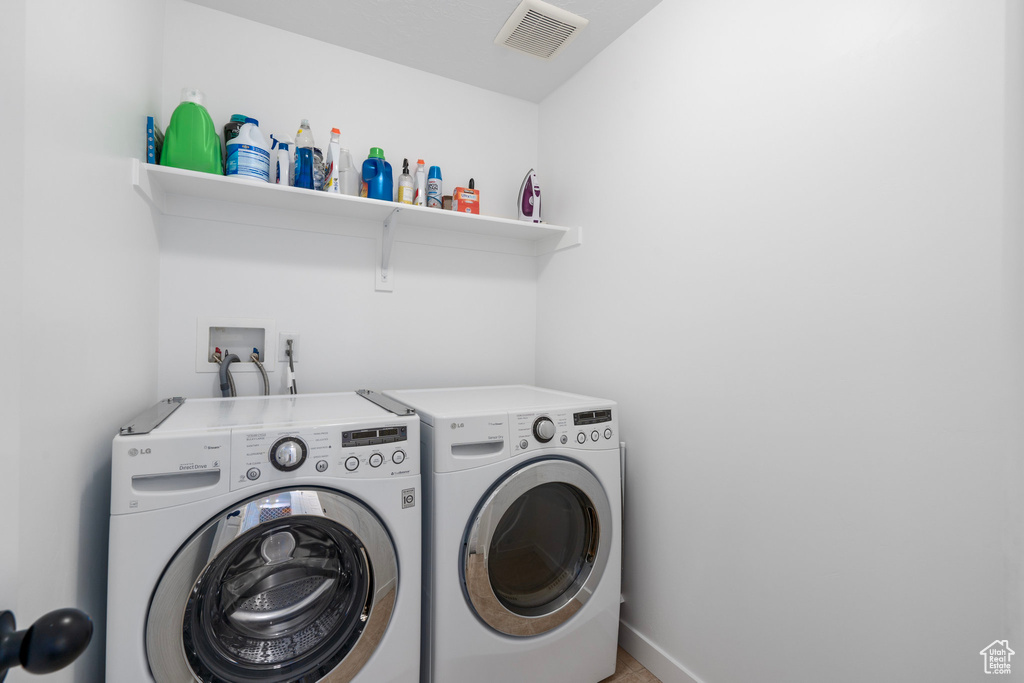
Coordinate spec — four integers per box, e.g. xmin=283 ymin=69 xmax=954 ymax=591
xmin=219 ymin=353 xmax=240 ymax=397
xmin=251 ymin=353 xmax=270 ymax=396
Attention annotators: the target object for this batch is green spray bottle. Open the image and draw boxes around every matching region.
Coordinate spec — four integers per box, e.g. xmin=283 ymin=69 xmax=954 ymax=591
xmin=160 ymin=88 xmax=223 ymax=175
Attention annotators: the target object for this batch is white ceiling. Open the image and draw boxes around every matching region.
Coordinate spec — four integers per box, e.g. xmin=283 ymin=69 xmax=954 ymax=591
xmin=183 ymin=0 xmax=664 ymax=103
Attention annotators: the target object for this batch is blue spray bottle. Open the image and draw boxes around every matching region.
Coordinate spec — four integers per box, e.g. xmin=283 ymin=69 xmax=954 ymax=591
xmin=294 ymin=119 xmax=315 ymax=190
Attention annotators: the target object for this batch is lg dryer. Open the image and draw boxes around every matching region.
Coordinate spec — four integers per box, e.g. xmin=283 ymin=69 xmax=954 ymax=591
xmin=107 ymin=392 xmax=420 ymax=683
xmin=383 ymin=385 xmax=622 ymax=683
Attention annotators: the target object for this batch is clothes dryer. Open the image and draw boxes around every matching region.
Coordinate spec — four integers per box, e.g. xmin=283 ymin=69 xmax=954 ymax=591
xmin=106 ymin=393 xmax=420 ymax=683
xmin=383 ymin=385 xmax=621 ymax=683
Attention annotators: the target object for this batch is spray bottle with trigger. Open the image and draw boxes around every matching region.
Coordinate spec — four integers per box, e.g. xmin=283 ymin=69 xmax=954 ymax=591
xmin=270 ymin=133 xmax=293 ymax=186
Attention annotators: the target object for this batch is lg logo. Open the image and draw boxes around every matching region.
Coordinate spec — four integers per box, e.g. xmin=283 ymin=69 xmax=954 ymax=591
xmin=450 ymin=422 xmax=465 ymax=430
xmin=127 ymin=448 xmax=152 ymax=457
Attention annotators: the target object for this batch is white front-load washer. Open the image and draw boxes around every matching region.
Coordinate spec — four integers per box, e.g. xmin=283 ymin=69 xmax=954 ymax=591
xmin=106 ymin=392 xmax=420 ymax=683
xmin=382 ymin=385 xmax=622 ymax=683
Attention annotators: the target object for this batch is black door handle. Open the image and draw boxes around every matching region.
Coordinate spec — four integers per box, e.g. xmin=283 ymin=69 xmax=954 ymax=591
xmin=0 ymin=609 xmax=93 ymax=681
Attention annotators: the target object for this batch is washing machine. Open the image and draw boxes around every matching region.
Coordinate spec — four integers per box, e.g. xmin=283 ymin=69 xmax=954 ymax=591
xmin=382 ymin=385 xmax=622 ymax=683
xmin=106 ymin=392 xmax=420 ymax=683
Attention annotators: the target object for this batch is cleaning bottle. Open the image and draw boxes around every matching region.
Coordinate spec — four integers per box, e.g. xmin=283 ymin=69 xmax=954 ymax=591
xmin=361 ymin=147 xmax=394 ymax=201
xmin=414 ymin=159 xmax=427 ymax=206
xmin=313 ymin=148 xmax=326 ymax=191
xmin=338 ymin=147 xmax=360 ymax=196
xmin=325 ymin=128 xmax=342 ymax=193
xmin=225 ymin=117 xmax=270 ymax=183
xmin=161 ymin=88 xmax=222 ymax=175
xmin=397 ymin=158 xmax=414 ymax=204
xmin=222 ymin=114 xmax=248 ymax=166
xmin=427 ymin=166 xmax=442 ymax=208
xmin=270 ymin=133 xmax=293 ymax=186
xmin=294 ymin=119 xmax=315 ymax=190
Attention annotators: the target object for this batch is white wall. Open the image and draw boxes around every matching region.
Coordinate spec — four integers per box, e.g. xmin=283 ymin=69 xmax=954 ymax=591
xmin=14 ymin=0 xmax=164 ymax=679
xmin=1004 ymin=0 xmax=1024 ymax=653
xmin=0 ymin=0 xmax=26 ymax=618
xmin=537 ymin=1 xmax=1022 ymax=681
xmin=156 ymin=0 xmax=540 ymax=398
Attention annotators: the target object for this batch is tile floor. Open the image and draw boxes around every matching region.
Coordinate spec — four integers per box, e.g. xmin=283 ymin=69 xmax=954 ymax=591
xmin=600 ymin=647 xmax=663 ymax=682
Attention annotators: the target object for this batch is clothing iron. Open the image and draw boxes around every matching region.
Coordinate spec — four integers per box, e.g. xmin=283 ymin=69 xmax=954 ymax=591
xmin=517 ymin=169 xmax=541 ymax=222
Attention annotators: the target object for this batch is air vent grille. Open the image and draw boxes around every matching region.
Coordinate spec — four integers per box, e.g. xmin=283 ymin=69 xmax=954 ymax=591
xmin=495 ymin=0 xmax=589 ymax=60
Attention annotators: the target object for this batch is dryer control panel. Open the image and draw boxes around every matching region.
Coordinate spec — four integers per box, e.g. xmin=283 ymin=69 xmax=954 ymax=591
xmin=512 ymin=406 xmax=617 ymax=456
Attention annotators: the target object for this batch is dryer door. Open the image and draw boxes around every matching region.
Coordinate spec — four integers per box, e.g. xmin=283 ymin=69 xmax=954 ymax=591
xmin=463 ymin=458 xmax=612 ymax=637
xmin=147 ymin=488 xmax=397 ymax=683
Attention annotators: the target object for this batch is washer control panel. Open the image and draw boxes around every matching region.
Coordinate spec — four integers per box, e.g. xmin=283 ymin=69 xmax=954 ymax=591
xmin=512 ymin=406 xmax=616 ymax=455
xmin=229 ymin=420 xmax=418 ymax=491
xmin=111 ymin=404 xmax=419 ymax=515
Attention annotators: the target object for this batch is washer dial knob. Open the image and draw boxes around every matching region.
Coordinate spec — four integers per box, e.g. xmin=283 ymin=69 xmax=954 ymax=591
xmin=345 ymin=456 xmax=360 ymax=472
xmin=369 ymin=452 xmax=384 ymax=468
xmin=270 ymin=437 xmax=307 ymax=471
xmin=533 ymin=417 xmax=556 ymax=443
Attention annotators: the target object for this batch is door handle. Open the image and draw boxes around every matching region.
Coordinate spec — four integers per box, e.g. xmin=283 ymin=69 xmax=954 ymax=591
xmin=0 ymin=608 xmax=93 ymax=681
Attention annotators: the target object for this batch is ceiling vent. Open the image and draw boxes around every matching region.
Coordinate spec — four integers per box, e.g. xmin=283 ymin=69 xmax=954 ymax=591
xmin=495 ymin=0 xmax=589 ymax=60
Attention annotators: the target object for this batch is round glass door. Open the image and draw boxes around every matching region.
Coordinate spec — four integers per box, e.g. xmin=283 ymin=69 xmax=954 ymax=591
xmin=463 ymin=459 xmax=612 ymax=637
xmin=147 ymin=489 xmax=398 ymax=683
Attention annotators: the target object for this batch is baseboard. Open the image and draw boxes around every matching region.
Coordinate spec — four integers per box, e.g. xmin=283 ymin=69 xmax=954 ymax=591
xmin=618 ymin=620 xmax=705 ymax=683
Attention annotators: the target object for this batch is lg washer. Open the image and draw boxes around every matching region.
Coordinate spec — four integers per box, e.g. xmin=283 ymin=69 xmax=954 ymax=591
xmin=383 ymin=385 xmax=622 ymax=683
xmin=106 ymin=392 xmax=420 ymax=683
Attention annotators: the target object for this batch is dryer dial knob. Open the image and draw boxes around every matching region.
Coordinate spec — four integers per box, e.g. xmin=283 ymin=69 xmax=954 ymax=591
xmin=270 ymin=437 xmax=307 ymax=471
xmin=533 ymin=417 xmax=556 ymax=443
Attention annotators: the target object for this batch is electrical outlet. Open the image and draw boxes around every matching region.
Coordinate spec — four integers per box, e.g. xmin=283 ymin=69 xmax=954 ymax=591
xmin=279 ymin=334 xmax=300 ymax=363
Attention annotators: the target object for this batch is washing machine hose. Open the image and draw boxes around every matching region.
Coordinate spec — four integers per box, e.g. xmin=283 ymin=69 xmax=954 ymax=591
xmin=219 ymin=353 xmax=240 ymax=397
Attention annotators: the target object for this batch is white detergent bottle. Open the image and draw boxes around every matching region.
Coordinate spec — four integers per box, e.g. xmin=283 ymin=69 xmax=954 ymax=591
xmin=225 ymin=117 xmax=270 ymax=183
xmin=325 ymin=128 xmax=342 ymax=193
xmin=338 ymin=148 xmax=360 ymax=196
xmin=413 ymin=159 xmax=427 ymax=206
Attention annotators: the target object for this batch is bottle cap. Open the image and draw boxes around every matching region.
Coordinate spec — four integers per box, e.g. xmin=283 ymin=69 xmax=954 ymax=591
xmin=428 ymin=166 xmax=442 ymax=179
xmin=469 ymin=178 xmax=475 ymax=189
xmin=369 ymin=147 xmax=385 ymax=159
xmin=417 ymin=159 xmax=425 ymax=165
xmin=245 ymin=117 xmax=259 ymax=126
xmin=331 ymin=128 xmax=341 ymax=135
xmin=230 ymin=114 xmax=248 ymax=123
xmin=180 ymin=88 xmax=205 ymax=106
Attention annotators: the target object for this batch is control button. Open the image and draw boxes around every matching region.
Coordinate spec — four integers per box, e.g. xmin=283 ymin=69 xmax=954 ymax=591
xmin=533 ymin=417 xmax=556 ymax=443
xmin=246 ymin=467 xmax=261 ymax=481
xmin=392 ymin=450 xmax=406 ymax=465
xmin=560 ymin=435 xmax=568 ymax=445
xmin=577 ymin=432 xmax=586 ymax=444
xmin=520 ymin=439 xmax=529 ymax=450
xmin=591 ymin=430 xmax=599 ymax=442
xmin=315 ymin=460 xmax=328 ymax=472
xmin=604 ymin=428 xmax=613 ymax=439
xmin=369 ymin=452 xmax=384 ymax=468
xmin=345 ymin=456 xmax=359 ymax=472
xmin=270 ymin=437 xmax=307 ymax=472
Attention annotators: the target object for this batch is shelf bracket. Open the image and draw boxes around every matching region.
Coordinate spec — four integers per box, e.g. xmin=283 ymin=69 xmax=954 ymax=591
xmin=376 ymin=208 xmax=401 ymax=292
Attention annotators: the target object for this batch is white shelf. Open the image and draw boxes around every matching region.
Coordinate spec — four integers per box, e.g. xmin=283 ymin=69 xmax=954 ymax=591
xmin=132 ymin=160 xmax=581 ymax=291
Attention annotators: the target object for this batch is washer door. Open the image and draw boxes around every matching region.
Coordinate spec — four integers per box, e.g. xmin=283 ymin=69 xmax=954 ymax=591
xmin=463 ymin=459 xmax=612 ymax=637
xmin=147 ymin=488 xmax=398 ymax=683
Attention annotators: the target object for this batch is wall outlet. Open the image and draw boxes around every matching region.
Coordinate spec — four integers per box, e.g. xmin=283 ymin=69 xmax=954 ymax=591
xmin=279 ymin=333 xmax=300 ymax=363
